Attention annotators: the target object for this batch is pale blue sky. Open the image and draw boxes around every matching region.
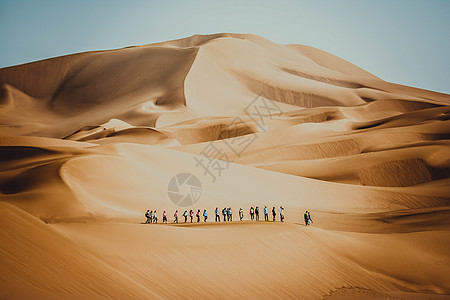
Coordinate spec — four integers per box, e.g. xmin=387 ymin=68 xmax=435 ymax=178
xmin=0 ymin=0 xmax=449 ymax=93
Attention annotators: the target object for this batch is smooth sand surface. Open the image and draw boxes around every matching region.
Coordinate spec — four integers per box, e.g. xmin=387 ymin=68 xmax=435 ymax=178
xmin=1 ymin=33 xmax=449 ymax=299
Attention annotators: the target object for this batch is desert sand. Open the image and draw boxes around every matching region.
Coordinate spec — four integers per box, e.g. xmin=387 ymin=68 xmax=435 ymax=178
xmin=1 ymin=33 xmax=449 ymax=299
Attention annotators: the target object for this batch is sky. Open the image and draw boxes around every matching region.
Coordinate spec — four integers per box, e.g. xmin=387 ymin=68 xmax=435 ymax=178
xmin=0 ymin=0 xmax=449 ymax=93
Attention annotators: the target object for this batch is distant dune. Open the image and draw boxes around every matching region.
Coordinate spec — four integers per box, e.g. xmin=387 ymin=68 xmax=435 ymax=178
xmin=1 ymin=33 xmax=449 ymax=299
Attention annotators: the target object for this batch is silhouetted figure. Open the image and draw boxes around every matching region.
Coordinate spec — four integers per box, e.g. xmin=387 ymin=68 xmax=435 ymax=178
xmin=250 ymin=206 xmax=254 ymax=221
xmin=190 ymin=209 xmax=194 ymax=223
xmin=239 ymin=208 xmax=244 ymax=221
xmin=264 ymin=206 xmax=269 ymax=221
xmin=227 ymin=207 xmax=232 ymax=221
xmin=153 ymin=211 xmax=158 ymax=223
xmin=203 ymin=209 xmax=208 ymax=222
xmin=196 ymin=209 xmax=200 ymax=223
xmin=163 ymin=211 xmax=167 ymax=223
xmin=272 ymin=207 xmax=276 ymax=222
xmin=304 ymin=211 xmax=309 ymax=226
xmin=255 ymin=206 xmax=260 ymax=221
xmin=183 ymin=210 xmax=188 ymax=223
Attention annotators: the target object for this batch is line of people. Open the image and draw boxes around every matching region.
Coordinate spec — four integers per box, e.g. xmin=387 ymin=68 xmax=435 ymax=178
xmin=234 ymin=206 xmax=285 ymax=222
xmin=144 ymin=209 xmax=208 ymax=224
xmin=145 ymin=206 xmax=287 ymax=224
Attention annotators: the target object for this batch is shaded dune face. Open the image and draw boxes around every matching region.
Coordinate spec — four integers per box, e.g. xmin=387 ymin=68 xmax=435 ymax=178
xmin=1 ymin=34 xmax=450 ymax=299
xmin=0 ymin=46 xmax=198 ymax=137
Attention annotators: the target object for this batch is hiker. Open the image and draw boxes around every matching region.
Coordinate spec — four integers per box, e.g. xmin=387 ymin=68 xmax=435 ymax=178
xmin=307 ymin=211 xmax=313 ymax=225
xmin=272 ymin=207 xmax=276 ymax=222
xmin=227 ymin=207 xmax=232 ymax=221
xmin=203 ymin=209 xmax=208 ymax=222
xmin=153 ymin=210 xmax=158 ymax=223
xmin=255 ymin=206 xmax=260 ymax=221
xmin=264 ymin=206 xmax=269 ymax=221
xmin=163 ymin=211 xmax=167 ymax=223
xmin=190 ymin=209 xmax=194 ymax=223
xmin=280 ymin=206 xmax=285 ymax=222
xmin=196 ymin=209 xmax=201 ymax=223
xmin=174 ymin=210 xmax=178 ymax=223
xmin=215 ymin=207 xmax=220 ymax=222
xmin=222 ymin=207 xmax=227 ymax=222
xmin=250 ymin=206 xmax=254 ymax=221
xmin=304 ymin=211 xmax=309 ymax=226
xmin=183 ymin=210 xmax=188 ymax=223
xmin=239 ymin=208 xmax=244 ymax=221
xmin=145 ymin=210 xmax=152 ymax=224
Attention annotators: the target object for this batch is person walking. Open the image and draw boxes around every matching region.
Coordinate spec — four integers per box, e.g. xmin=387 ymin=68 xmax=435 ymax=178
xmin=255 ymin=206 xmax=260 ymax=221
xmin=250 ymin=206 xmax=254 ymax=221
xmin=280 ymin=206 xmax=285 ymax=222
xmin=264 ymin=206 xmax=269 ymax=221
xmin=307 ymin=211 xmax=313 ymax=226
xmin=190 ymin=209 xmax=194 ymax=223
xmin=304 ymin=211 xmax=309 ymax=226
xmin=174 ymin=210 xmax=178 ymax=223
xmin=183 ymin=210 xmax=188 ymax=223
xmin=145 ymin=210 xmax=151 ymax=224
xmin=153 ymin=210 xmax=158 ymax=223
xmin=196 ymin=209 xmax=201 ymax=223
xmin=239 ymin=208 xmax=244 ymax=221
xmin=228 ymin=207 xmax=232 ymax=221
xmin=222 ymin=207 xmax=227 ymax=222
xmin=203 ymin=209 xmax=208 ymax=222
xmin=215 ymin=207 xmax=220 ymax=222
xmin=272 ymin=207 xmax=276 ymax=222
xmin=163 ymin=211 xmax=168 ymax=223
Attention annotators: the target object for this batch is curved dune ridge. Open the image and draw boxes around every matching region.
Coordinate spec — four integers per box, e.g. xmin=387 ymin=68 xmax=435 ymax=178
xmin=1 ymin=33 xmax=450 ymax=299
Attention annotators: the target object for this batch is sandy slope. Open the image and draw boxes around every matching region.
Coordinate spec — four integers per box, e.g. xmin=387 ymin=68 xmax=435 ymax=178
xmin=1 ymin=33 xmax=449 ymax=299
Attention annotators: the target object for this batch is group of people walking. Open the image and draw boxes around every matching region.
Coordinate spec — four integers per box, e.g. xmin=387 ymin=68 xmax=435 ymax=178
xmin=237 ymin=206 xmax=285 ymax=222
xmin=144 ymin=209 xmax=207 ymax=224
xmin=145 ymin=206 xmax=292 ymax=224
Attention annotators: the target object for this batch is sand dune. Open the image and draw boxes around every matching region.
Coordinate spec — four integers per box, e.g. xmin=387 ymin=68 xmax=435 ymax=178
xmin=1 ymin=33 xmax=449 ymax=299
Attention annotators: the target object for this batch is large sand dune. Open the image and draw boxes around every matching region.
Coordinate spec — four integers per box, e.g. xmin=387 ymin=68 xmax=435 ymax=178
xmin=1 ymin=33 xmax=449 ymax=299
